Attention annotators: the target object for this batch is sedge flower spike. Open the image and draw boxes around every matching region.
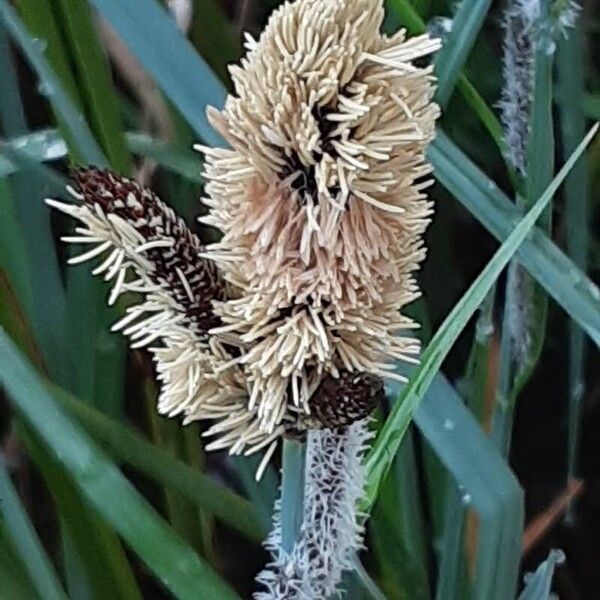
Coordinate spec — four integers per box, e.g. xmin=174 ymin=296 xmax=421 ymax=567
xmin=256 ymin=420 xmax=373 ymax=599
xmin=49 ymin=0 xmax=440 ymax=469
xmin=46 ymin=168 xmax=246 ymax=428
xmin=199 ymin=0 xmax=441 ymax=446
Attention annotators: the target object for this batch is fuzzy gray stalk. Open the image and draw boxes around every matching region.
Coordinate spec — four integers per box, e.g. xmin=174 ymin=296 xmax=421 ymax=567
xmin=255 ymin=420 xmax=372 ymax=599
xmin=499 ymin=0 xmax=579 ymax=364
xmin=499 ymin=0 xmax=579 ymax=175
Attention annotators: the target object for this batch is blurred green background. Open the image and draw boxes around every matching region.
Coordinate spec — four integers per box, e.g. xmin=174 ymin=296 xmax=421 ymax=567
xmin=0 ymin=0 xmax=599 ymax=598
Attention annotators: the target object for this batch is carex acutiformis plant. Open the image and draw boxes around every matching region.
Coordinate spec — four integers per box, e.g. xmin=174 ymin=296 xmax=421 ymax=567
xmin=49 ymin=1 xmax=439 ymax=592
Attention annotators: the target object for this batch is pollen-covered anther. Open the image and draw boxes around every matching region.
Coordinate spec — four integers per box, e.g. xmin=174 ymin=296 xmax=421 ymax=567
xmin=198 ymin=0 xmax=440 ymax=453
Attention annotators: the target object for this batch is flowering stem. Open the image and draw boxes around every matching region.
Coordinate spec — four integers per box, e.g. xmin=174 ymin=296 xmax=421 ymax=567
xmin=279 ymin=439 xmax=305 ymax=555
xmin=556 ymin=19 xmax=587 ymax=522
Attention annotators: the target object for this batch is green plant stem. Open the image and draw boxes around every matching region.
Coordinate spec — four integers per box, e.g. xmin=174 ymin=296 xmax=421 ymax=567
xmin=280 ymin=439 xmax=306 ymax=555
xmin=557 ymin=21 xmax=589 ymax=501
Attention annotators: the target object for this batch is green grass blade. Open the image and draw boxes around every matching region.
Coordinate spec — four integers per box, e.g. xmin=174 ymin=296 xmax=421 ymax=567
xmin=433 ymin=0 xmax=493 ymax=107
xmin=526 ymin=11 xmax=555 ymax=215
xmin=0 ymin=165 xmax=71 ymax=385
xmin=435 ymin=487 xmax=468 ymax=600
xmin=0 ymin=180 xmax=34 ymax=332
xmin=462 ymin=288 xmax=496 ymax=424
xmin=18 ymin=425 xmax=142 ymax=600
xmin=385 ymin=0 xmax=425 ymax=32
xmin=14 ymin=0 xmax=81 ymax=104
xmin=1 ymin=129 xmax=204 ymax=182
xmin=190 ymin=0 xmax=240 ymax=83
xmin=55 ymin=0 xmax=132 ymax=173
xmin=0 ymin=23 xmax=27 ymax=136
xmin=430 ymin=132 xmax=600 ymax=347
xmin=0 ymin=144 xmax=68 ymax=189
xmin=0 ymin=271 xmax=43 ymax=372
xmin=126 ymin=132 xmax=203 ymax=182
xmin=142 ymin=378 xmax=213 ymax=558
xmin=88 ymin=0 xmax=226 ymax=146
xmin=364 ymin=123 xmax=597 ymax=508
xmin=517 ymin=550 xmax=564 ymax=600
xmin=14 ymin=0 xmax=87 ymax=160
xmin=412 ymin=375 xmax=523 ymax=600
xmin=0 ymin=459 xmax=69 ymax=600
xmin=0 ymin=0 xmax=105 ymax=165
xmin=0 ymin=331 xmax=240 ymax=600
xmin=0 ymin=27 xmax=72 ymax=386
xmin=370 ymin=428 xmax=431 ymax=600
xmin=60 ymin=530 xmax=94 ymax=600
xmin=0 ymin=130 xmax=68 ymax=176
xmin=454 ymin=76 xmax=508 ymax=168
xmin=557 ymin=23 xmax=589 ymax=492
xmin=231 ymin=454 xmax=279 ymax=534
xmin=0 ymin=526 xmax=44 ymax=600
xmin=54 ymin=384 xmax=265 ymax=542
xmin=345 ymin=556 xmax=391 ymax=600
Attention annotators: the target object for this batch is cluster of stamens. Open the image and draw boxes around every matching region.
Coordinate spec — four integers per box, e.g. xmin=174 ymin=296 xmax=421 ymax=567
xmin=48 ymin=0 xmax=440 ymax=474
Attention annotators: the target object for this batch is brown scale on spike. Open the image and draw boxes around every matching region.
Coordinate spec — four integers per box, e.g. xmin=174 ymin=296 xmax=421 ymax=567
xmin=286 ymin=370 xmax=384 ymax=438
xmin=310 ymin=370 xmax=384 ymax=429
xmin=72 ymin=167 xmax=225 ymax=332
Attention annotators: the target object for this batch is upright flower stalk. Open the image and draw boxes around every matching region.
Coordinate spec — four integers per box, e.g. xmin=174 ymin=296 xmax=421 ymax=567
xmin=49 ymin=0 xmax=440 ymax=594
xmin=256 ymin=421 xmax=373 ymax=599
xmin=498 ymin=0 xmax=580 ymax=372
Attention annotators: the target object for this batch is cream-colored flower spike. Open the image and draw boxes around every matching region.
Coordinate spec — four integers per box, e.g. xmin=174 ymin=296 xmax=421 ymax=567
xmin=198 ymin=0 xmax=441 ymax=436
xmin=46 ymin=168 xmax=244 ymax=427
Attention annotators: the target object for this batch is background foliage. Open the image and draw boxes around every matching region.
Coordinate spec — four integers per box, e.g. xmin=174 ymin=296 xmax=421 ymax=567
xmin=0 ymin=0 xmax=599 ymax=598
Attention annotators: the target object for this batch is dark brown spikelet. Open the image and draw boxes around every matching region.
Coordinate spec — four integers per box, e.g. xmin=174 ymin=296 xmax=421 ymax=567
xmin=73 ymin=167 xmax=225 ymax=332
xmin=285 ymin=371 xmax=384 ymax=438
xmin=309 ymin=371 xmax=384 ymax=429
